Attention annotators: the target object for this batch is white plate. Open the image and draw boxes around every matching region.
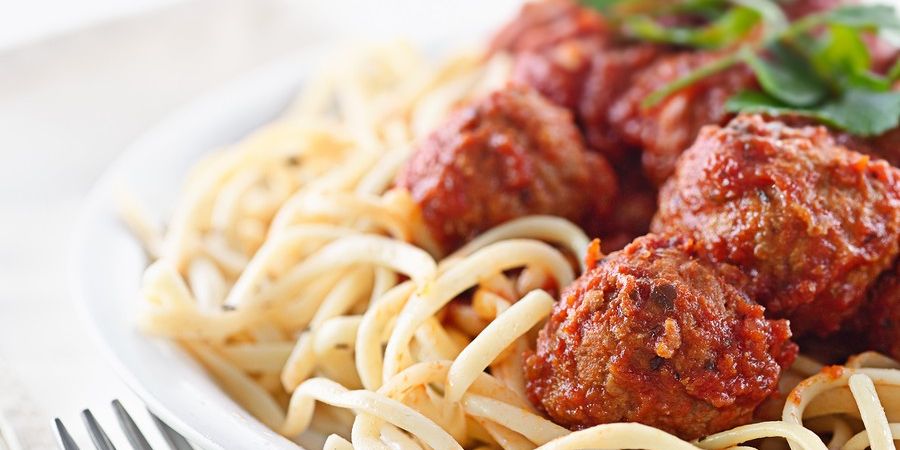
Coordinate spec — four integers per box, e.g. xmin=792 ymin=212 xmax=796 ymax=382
xmin=68 ymin=2 xmax=521 ymax=448
xmin=70 ymin=51 xmax=317 ymax=450
xmin=83 ymin=1 xmax=900 ymax=447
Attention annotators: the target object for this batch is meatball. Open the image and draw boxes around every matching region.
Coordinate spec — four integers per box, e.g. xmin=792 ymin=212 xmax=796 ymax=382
xmin=609 ymin=52 xmax=757 ymax=184
xmin=868 ymin=128 xmax=900 ymax=168
xmin=795 ymin=331 xmax=868 ymax=365
xmin=854 ymin=263 xmax=900 ymax=361
xmin=511 ymin=38 xmax=603 ymax=112
xmin=836 ymin=127 xmax=900 ymax=169
xmin=771 ymin=115 xmax=900 ymax=169
xmin=511 ymin=40 xmax=668 ymax=162
xmin=491 ymin=1 xmax=666 ymax=160
xmin=489 ymin=0 xmax=608 ymax=55
xmin=396 ymin=86 xmax=618 ymax=253
xmin=580 ymin=44 xmax=665 ymax=161
xmin=524 ymin=234 xmax=797 ymax=440
xmin=653 ymin=115 xmax=900 ymax=336
xmin=599 ymin=156 xmax=659 ymax=253
xmin=498 ymin=0 xmax=610 ymax=114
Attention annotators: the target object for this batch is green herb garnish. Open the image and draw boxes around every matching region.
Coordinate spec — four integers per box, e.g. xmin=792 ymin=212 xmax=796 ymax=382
xmin=727 ymin=88 xmax=900 ymax=135
xmin=623 ymin=6 xmax=761 ymax=48
xmin=744 ymin=47 xmax=828 ymax=106
xmin=825 ymin=4 xmax=900 ymax=29
xmin=580 ymin=0 xmax=900 ymax=136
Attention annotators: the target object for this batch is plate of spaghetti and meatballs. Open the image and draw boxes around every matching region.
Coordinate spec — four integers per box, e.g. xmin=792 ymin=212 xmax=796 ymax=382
xmin=71 ymin=0 xmax=900 ymax=449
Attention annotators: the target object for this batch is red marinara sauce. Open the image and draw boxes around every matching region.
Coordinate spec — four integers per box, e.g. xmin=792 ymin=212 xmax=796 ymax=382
xmin=395 ymin=86 xmax=618 ymax=253
xmin=524 ymin=234 xmax=797 ymax=440
xmin=853 ymin=263 xmax=900 ymax=360
xmin=609 ymin=51 xmax=757 ymax=184
xmin=653 ymin=114 xmax=900 ymax=337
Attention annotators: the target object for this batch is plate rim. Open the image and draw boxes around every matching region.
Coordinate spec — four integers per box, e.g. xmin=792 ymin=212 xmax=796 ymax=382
xmin=66 ymin=49 xmax=333 ymax=450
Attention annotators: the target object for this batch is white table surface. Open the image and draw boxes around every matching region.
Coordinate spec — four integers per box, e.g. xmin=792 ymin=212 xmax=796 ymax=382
xmin=0 ymin=1 xmax=519 ymax=447
xmin=0 ymin=2 xmax=329 ymax=447
xmin=0 ymin=0 xmax=184 ymax=51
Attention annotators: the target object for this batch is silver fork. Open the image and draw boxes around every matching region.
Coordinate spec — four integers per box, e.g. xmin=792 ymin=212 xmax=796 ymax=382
xmin=54 ymin=400 xmax=192 ymax=450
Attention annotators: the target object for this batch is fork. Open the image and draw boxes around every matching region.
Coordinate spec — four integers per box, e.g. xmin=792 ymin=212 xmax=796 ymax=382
xmin=54 ymin=400 xmax=192 ymax=450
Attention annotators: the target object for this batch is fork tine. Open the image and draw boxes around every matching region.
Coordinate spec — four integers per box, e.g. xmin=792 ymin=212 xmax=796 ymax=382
xmin=54 ymin=418 xmax=82 ymax=450
xmin=81 ymin=410 xmax=117 ymax=450
xmin=149 ymin=412 xmax=192 ymax=450
xmin=111 ymin=400 xmax=152 ymax=450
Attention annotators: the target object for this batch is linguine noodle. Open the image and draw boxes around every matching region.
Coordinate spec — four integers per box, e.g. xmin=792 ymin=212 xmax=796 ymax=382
xmin=122 ymin=41 xmax=900 ymax=449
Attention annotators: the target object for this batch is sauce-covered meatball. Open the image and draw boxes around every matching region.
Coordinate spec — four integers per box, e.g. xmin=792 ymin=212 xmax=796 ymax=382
xmin=580 ymin=44 xmax=665 ymax=161
xmin=489 ymin=0 xmax=608 ymax=55
xmin=492 ymin=0 xmax=666 ymax=161
xmin=599 ymin=156 xmax=659 ymax=253
xmin=396 ymin=86 xmax=618 ymax=253
xmin=837 ymin=127 xmax=900 ymax=169
xmin=524 ymin=234 xmax=796 ymax=440
xmin=610 ymin=52 xmax=756 ymax=184
xmin=511 ymin=38 xmax=604 ymax=112
xmin=853 ymin=263 xmax=900 ymax=360
xmin=868 ymin=128 xmax=900 ymax=168
xmin=770 ymin=115 xmax=900 ymax=170
xmin=496 ymin=0 xmax=611 ymax=113
xmin=653 ymin=115 xmax=900 ymax=336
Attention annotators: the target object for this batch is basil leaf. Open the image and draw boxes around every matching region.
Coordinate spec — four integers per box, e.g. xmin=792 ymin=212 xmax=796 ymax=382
xmin=845 ymin=71 xmax=891 ymax=91
xmin=727 ymin=89 xmax=900 ymax=135
xmin=679 ymin=0 xmax=729 ymax=11
xmin=743 ymin=50 xmax=828 ymax=106
xmin=579 ymin=0 xmax=621 ymax=13
xmin=642 ymin=52 xmax=743 ymax=107
xmin=825 ymin=5 xmax=900 ymax=30
xmin=591 ymin=0 xmax=900 ymax=138
xmin=814 ymin=24 xmax=870 ymax=78
xmin=581 ymin=0 xmax=730 ymax=17
xmin=669 ymin=0 xmax=730 ymax=17
xmin=732 ymin=0 xmax=788 ymax=35
xmin=725 ymin=89 xmax=787 ymax=112
xmin=818 ymin=89 xmax=900 ymax=135
xmin=624 ymin=7 xmax=760 ymax=48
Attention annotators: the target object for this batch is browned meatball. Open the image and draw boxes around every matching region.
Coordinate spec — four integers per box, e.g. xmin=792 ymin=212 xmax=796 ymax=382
xmin=771 ymin=115 xmax=900 ymax=169
xmin=524 ymin=234 xmax=797 ymax=440
xmin=868 ymin=128 xmax=900 ymax=168
xmin=653 ymin=115 xmax=900 ymax=336
xmin=489 ymin=0 xmax=609 ymax=55
xmin=836 ymin=127 xmax=900 ymax=169
xmin=396 ymin=86 xmax=618 ymax=253
xmin=599 ymin=156 xmax=659 ymax=253
xmin=511 ymin=41 xmax=670 ymax=164
xmin=492 ymin=0 xmax=667 ymax=161
xmin=510 ymin=38 xmax=604 ymax=112
xmin=610 ymin=52 xmax=757 ymax=184
xmin=580 ymin=44 xmax=665 ymax=161
xmin=498 ymin=0 xmax=611 ymax=114
xmin=852 ymin=263 xmax=900 ymax=360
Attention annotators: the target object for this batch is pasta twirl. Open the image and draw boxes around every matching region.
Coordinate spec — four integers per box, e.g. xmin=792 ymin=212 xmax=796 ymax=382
xmin=122 ymin=41 xmax=900 ymax=450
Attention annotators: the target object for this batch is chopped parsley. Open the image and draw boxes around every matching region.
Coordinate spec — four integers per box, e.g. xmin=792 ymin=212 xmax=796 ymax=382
xmin=580 ymin=0 xmax=900 ymax=136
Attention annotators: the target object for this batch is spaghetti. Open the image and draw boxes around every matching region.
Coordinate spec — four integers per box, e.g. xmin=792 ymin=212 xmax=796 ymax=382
xmin=122 ymin=41 xmax=900 ymax=449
